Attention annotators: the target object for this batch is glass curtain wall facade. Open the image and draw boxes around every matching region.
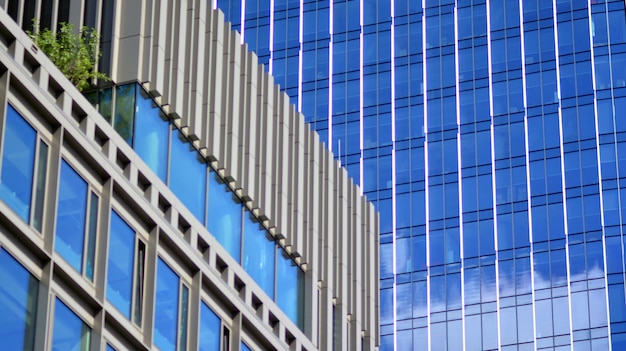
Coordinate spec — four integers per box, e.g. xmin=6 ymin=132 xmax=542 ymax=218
xmin=215 ymin=0 xmax=626 ymax=349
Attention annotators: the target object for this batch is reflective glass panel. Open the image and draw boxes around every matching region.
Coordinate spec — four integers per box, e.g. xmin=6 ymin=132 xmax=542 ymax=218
xmin=243 ymin=210 xmax=275 ymax=298
xmin=133 ymin=86 xmax=169 ymax=181
xmin=276 ymin=249 xmax=303 ymax=328
xmin=0 ymin=104 xmax=36 ymax=222
xmin=106 ymin=210 xmax=135 ymax=319
xmin=55 ymin=160 xmax=88 ymax=273
xmin=169 ymin=130 xmax=207 ymax=223
xmin=208 ymin=172 xmax=242 ymax=261
xmin=154 ymin=258 xmax=179 ymax=351
xmin=52 ymin=298 xmax=91 ymax=351
xmin=0 ymin=248 xmax=38 ymax=350
xmin=241 ymin=342 xmax=252 ymax=351
xmin=113 ymin=84 xmax=136 ymax=144
xmin=199 ymin=302 xmax=220 ymax=351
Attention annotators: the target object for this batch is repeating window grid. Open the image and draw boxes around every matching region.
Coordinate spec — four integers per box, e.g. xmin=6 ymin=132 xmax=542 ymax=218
xmin=587 ymin=0 xmax=614 ymax=346
xmin=421 ymin=1 xmax=431 ymax=349
xmin=484 ymin=1 xmax=504 ymax=349
xmin=597 ymin=2 xmax=626 ymax=316
xmin=601 ymin=1 xmax=626 ymax=343
xmin=550 ymin=0 xmax=577 ymax=347
xmin=452 ymin=5 xmax=468 ymax=351
xmin=517 ymin=0 xmax=541 ymax=349
xmin=389 ymin=0 xmax=398 ymax=348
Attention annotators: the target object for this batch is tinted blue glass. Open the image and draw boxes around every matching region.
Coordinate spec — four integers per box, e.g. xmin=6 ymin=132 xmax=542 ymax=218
xmin=243 ymin=211 xmax=275 ymax=298
xmin=106 ymin=210 xmax=135 ymax=319
xmin=0 ymin=105 xmax=36 ymax=222
xmin=208 ymin=172 xmax=242 ymax=262
xmin=199 ymin=302 xmax=220 ymax=351
xmin=52 ymin=298 xmax=91 ymax=351
xmin=106 ymin=345 xmax=116 ymax=351
xmin=0 ymin=248 xmax=38 ymax=350
xmin=154 ymin=258 xmax=179 ymax=351
xmin=55 ymin=160 xmax=88 ymax=273
xmin=134 ymin=86 xmax=169 ymax=181
xmin=276 ymin=249 xmax=303 ymax=328
xmin=241 ymin=342 xmax=252 ymax=351
xmin=169 ymin=130 xmax=207 ymax=223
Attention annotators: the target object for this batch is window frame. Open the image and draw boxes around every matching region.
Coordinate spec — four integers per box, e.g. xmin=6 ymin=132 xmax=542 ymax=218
xmin=105 ymin=203 xmax=148 ymax=328
xmin=53 ymin=151 xmax=103 ymax=283
xmin=0 ymin=101 xmax=52 ymax=231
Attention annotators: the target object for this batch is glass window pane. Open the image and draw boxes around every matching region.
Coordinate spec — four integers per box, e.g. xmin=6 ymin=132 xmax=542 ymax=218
xmin=241 ymin=342 xmax=252 ymax=351
xmin=154 ymin=258 xmax=179 ymax=351
xmin=106 ymin=210 xmax=135 ymax=319
xmin=113 ymin=84 xmax=136 ymax=144
xmin=243 ymin=210 xmax=275 ymax=298
xmin=0 ymin=104 xmax=37 ymax=222
xmin=0 ymin=248 xmax=38 ymax=350
xmin=133 ymin=86 xmax=169 ymax=181
xmin=52 ymin=298 xmax=91 ymax=351
xmin=85 ymin=192 xmax=98 ymax=281
xmin=199 ymin=302 xmax=221 ymax=351
xmin=276 ymin=249 xmax=303 ymax=328
xmin=55 ymin=160 xmax=88 ymax=273
xmin=208 ymin=172 xmax=242 ymax=262
xmin=169 ymin=130 xmax=207 ymax=223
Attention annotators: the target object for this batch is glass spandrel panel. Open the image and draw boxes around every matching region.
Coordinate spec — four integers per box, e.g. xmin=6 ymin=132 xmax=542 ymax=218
xmin=106 ymin=210 xmax=135 ymax=319
xmin=154 ymin=258 xmax=179 ymax=351
xmin=0 ymin=104 xmax=37 ymax=222
xmin=169 ymin=130 xmax=207 ymax=224
xmin=55 ymin=160 xmax=88 ymax=273
xmin=208 ymin=171 xmax=242 ymax=262
xmin=199 ymin=302 xmax=220 ymax=351
xmin=242 ymin=210 xmax=275 ymax=298
xmin=0 ymin=248 xmax=38 ymax=350
xmin=52 ymin=298 xmax=91 ymax=351
xmin=276 ymin=249 xmax=304 ymax=328
xmin=134 ymin=86 xmax=169 ymax=181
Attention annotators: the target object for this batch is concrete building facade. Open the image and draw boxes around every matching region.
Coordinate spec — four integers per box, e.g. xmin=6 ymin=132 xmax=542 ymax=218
xmin=0 ymin=1 xmax=379 ymax=350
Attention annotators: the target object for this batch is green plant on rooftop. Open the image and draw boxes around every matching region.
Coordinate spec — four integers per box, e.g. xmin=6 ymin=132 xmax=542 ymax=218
xmin=27 ymin=20 xmax=109 ymax=92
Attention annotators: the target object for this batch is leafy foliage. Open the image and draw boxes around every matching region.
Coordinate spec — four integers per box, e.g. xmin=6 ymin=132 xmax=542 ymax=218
xmin=27 ymin=20 xmax=109 ymax=91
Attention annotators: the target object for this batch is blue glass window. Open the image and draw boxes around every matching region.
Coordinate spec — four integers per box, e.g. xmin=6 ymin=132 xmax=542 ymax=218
xmin=55 ymin=160 xmax=89 ymax=273
xmin=52 ymin=298 xmax=91 ymax=351
xmin=0 ymin=104 xmax=37 ymax=222
xmin=106 ymin=210 xmax=136 ymax=320
xmin=208 ymin=172 xmax=242 ymax=262
xmin=169 ymin=130 xmax=207 ymax=223
xmin=134 ymin=87 xmax=169 ymax=181
xmin=276 ymin=249 xmax=304 ymax=328
xmin=243 ymin=210 xmax=275 ymax=297
xmin=241 ymin=342 xmax=252 ymax=351
xmin=199 ymin=302 xmax=221 ymax=351
xmin=0 ymin=248 xmax=38 ymax=350
xmin=154 ymin=258 xmax=180 ymax=351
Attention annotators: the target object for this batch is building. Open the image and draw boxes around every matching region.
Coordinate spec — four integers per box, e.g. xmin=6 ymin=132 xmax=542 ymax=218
xmin=208 ymin=0 xmax=626 ymax=350
xmin=0 ymin=2 xmax=379 ymax=351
